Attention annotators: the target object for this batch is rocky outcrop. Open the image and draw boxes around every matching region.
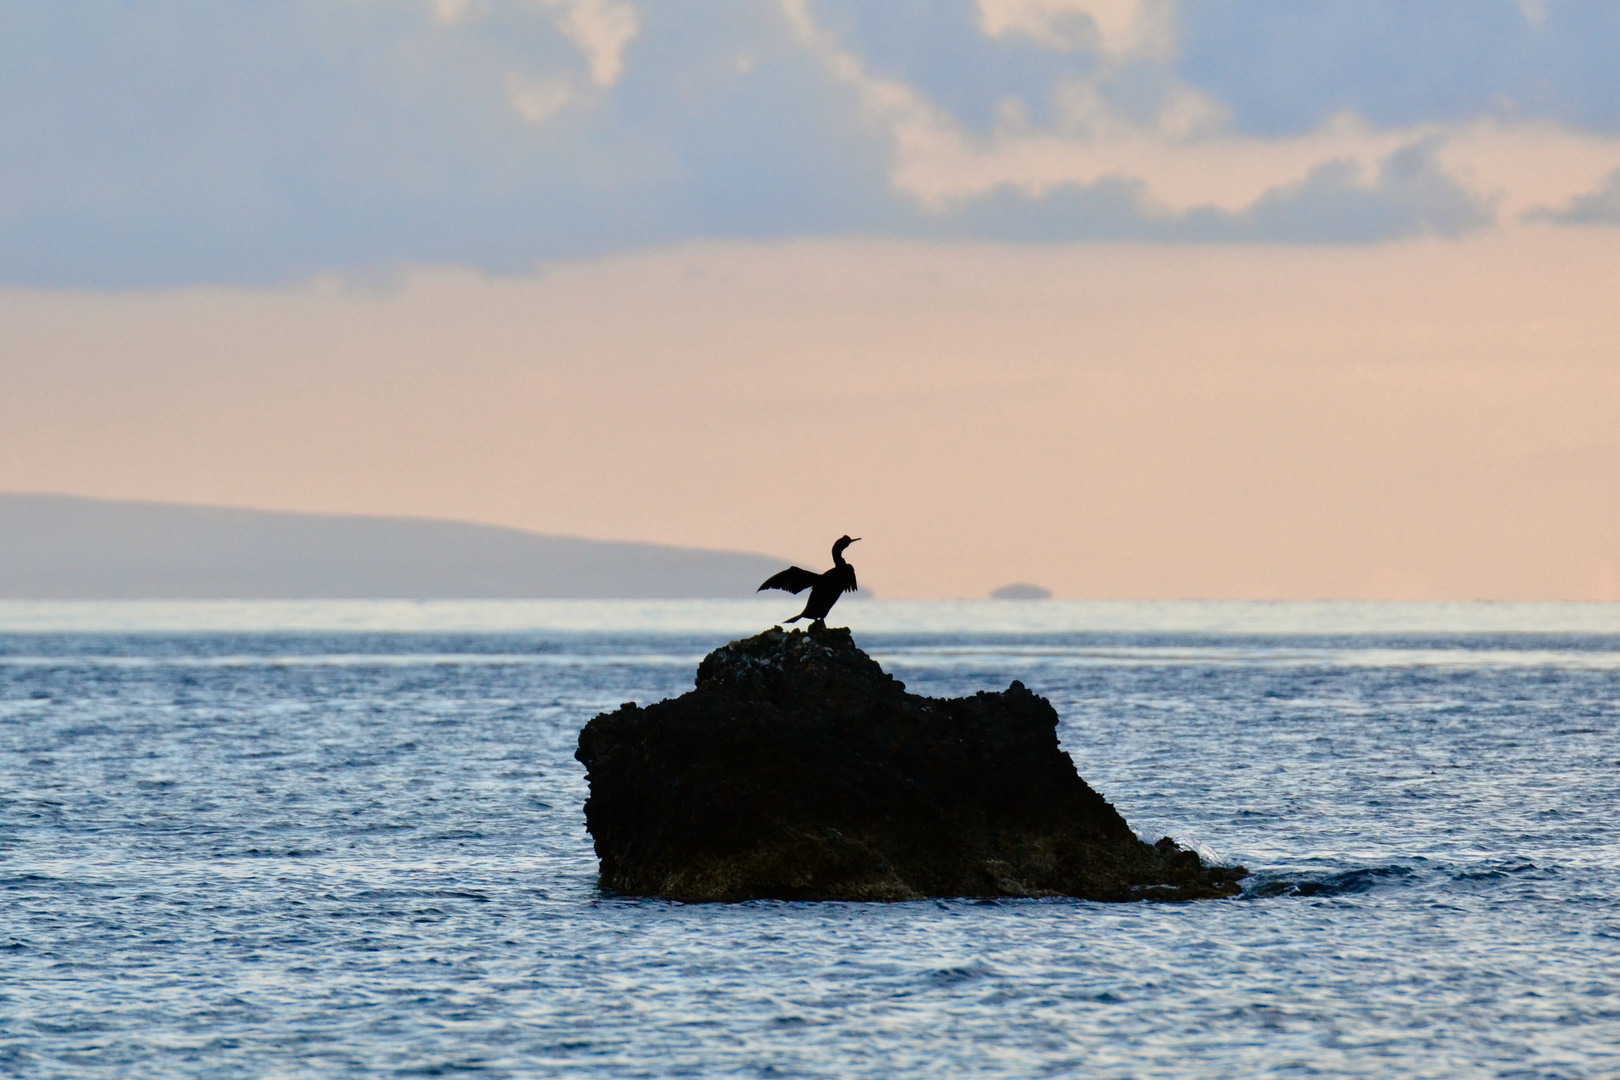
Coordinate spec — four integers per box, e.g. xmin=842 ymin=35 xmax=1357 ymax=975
xmin=575 ymin=624 xmax=1246 ymax=902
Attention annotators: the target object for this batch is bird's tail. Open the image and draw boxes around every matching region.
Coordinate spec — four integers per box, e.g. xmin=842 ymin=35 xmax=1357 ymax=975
xmin=784 ymin=614 xmax=805 ymax=623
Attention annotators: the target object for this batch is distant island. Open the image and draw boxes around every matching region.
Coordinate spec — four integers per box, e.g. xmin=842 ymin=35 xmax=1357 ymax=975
xmin=990 ymin=582 xmax=1052 ymax=600
xmin=0 ymin=493 xmax=790 ymax=599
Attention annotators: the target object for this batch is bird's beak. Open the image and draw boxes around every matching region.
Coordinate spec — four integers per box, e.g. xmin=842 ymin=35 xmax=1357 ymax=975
xmin=850 ymin=537 xmax=861 ymax=543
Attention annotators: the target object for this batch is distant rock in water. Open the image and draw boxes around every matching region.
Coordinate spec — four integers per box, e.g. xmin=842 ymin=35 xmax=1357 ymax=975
xmin=990 ymin=582 xmax=1052 ymax=600
xmin=575 ymin=625 xmax=1245 ymax=902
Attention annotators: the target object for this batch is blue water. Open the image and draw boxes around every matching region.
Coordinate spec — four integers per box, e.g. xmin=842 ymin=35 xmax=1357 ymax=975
xmin=3 ymin=603 xmax=1619 ymax=1077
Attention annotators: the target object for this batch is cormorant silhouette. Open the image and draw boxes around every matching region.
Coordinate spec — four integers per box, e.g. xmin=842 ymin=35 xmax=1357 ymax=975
xmin=758 ymin=535 xmax=860 ymax=624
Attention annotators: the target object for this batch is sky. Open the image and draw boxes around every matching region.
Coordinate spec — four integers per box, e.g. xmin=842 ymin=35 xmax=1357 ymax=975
xmin=3 ymin=0 xmax=1619 ymax=598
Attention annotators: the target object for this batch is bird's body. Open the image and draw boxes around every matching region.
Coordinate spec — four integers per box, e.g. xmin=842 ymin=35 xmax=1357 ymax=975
xmin=758 ymin=535 xmax=860 ymax=624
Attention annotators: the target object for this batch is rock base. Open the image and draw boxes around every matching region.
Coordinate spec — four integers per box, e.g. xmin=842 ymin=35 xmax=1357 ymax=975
xmin=576 ymin=624 xmax=1245 ymax=902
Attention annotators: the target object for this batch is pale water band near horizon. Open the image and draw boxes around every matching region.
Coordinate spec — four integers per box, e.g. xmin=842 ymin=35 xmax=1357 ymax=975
xmin=6 ymin=598 xmax=1620 ymax=639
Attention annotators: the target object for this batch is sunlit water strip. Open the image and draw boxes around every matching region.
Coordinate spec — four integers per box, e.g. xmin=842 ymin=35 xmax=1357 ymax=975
xmin=7 ymin=644 xmax=1620 ymax=671
xmin=0 ymin=652 xmax=705 ymax=669
xmin=5 ymin=598 xmax=1620 ymax=635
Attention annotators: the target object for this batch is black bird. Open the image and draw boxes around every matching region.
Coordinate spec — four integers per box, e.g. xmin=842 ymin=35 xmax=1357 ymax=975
xmin=758 ymin=535 xmax=860 ymax=624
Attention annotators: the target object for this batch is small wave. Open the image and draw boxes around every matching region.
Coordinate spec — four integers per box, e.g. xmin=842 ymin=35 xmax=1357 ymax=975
xmin=344 ymin=887 xmax=493 ymax=903
xmin=1246 ymin=865 xmax=1414 ymax=898
xmin=922 ymin=961 xmax=997 ymax=987
xmin=228 ymin=847 xmax=328 ymax=858
xmin=1452 ymin=860 xmax=1540 ymax=882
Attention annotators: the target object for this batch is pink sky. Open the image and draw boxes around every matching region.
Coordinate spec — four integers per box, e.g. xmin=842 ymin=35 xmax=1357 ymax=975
xmin=4 ymin=225 xmax=1618 ymax=600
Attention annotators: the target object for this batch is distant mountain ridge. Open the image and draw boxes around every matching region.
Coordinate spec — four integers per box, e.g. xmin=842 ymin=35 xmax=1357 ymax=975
xmin=0 ymin=494 xmax=789 ymax=599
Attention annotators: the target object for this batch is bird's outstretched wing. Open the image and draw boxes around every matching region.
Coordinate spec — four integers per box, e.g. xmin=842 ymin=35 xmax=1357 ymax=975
xmin=844 ymin=569 xmax=858 ymax=594
xmin=758 ymin=566 xmax=820 ymax=594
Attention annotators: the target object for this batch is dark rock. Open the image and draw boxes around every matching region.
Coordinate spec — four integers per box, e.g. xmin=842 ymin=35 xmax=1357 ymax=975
xmin=989 ymin=582 xmax=1052 ymax=600
xmin=575 ymin=624 xmax=1246 ymax=902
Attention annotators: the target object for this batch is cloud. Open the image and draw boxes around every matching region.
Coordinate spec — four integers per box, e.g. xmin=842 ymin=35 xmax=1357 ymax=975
xmin=947 ymin=136 xmax=1494 ymax=243
xmin=1525 ymin=167 xmax=1620 ymax=224
xmin=436 ymin=0 xmax=638 ymax=87
xmin=1518 ymin=0 xmax=1550 ymax=27
xmin=976 ymin=0 xmax=1174 ymax=60
xmin=3 ymin=0 xmax=1620 ymax=288
xmin=433 ymin=0 xmax=476 ymax=23
xmin=504 ymin=72 xmax=576 ymax=123
xmin=1175 ymin=0 xmax=1620 ymax=136
xmin=538 ymin=0 xmax=639 ymax=86
xmin=1205 ymin=137 xmax=1496 ymax=241
xmin=440 ymin=0 xmax=638 ymax=125
xmin=784 ymin=0 xmax=1615 ymax=232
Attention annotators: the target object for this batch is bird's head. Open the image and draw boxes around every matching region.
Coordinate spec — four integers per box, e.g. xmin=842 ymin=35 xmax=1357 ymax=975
xmin=832 ymin=535 xmax=860 ymax=559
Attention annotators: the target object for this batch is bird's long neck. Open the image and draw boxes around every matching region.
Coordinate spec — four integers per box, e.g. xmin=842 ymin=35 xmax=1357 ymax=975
xmin=832 ymin=549 xmax=847 ymax=568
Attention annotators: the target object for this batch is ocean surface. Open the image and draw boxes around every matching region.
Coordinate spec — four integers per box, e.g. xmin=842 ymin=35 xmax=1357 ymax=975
xmin=3 ymin=600 xmax=1618 ymax=1078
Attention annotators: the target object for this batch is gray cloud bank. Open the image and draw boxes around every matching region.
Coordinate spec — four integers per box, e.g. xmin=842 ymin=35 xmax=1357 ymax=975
xmin=2 ymin=0 xmax=1615 ymax=288
xmin=955 ymin=139 xmax=1493 ymax=244
xmin=1527 ymin=167 xmax=1620 ymax=225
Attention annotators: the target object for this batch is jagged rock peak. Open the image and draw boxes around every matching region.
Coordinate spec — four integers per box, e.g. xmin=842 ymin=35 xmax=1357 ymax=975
xmin=695 ymin=623 xmax=899 ymax=697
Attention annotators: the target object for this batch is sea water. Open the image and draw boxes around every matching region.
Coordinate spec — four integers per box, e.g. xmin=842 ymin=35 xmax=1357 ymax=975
xmin=2 ymin=601 xmax=1618 ymax=1078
